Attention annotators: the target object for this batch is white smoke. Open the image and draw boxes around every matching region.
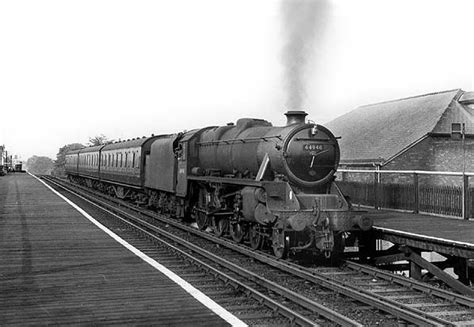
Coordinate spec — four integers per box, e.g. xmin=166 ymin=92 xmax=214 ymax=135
xmin=281 ymin=0 xmax=330 ymax=109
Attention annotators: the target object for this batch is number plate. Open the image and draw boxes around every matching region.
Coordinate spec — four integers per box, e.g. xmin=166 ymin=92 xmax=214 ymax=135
xmin=303 ymin=144 xmax=324 ymax=152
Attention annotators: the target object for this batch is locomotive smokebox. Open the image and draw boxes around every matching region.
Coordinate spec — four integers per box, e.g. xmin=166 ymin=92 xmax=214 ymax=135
xmin=285 ymin=110 xmax=307 ymax=125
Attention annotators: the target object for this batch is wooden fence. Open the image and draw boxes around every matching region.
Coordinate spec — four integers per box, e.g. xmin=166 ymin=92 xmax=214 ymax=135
xmin=337 ymin=169 xmax=474 ymax=219
xmin=338 ymin=182 xmax=467 ymax=217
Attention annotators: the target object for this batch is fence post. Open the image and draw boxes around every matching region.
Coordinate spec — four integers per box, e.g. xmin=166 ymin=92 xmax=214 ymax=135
xmin=463 ymin=174 xmax=469 ymax=220
xmin=373 ymin=171 xmax=378 ymax=209
xmin=413 ymin=172 xmax=419 ymax=214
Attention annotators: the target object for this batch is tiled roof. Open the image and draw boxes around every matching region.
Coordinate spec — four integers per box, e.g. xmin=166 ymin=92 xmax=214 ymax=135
xmin=459 ymin=91 xmax=474 ymax=104
xmin=326 ymin=89 xmax=468 ymax=165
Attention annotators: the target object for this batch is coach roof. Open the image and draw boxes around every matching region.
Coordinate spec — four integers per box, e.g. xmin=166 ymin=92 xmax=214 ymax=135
xmin=79 ymin=145 xmax=106 ymax=153
xmin=101 ymin=136 xmax=162 ymax=151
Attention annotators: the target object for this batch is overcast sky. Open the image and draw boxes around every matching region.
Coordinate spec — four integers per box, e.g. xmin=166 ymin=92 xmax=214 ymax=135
xmin=1 ymin=0 xmax=473 ymax=160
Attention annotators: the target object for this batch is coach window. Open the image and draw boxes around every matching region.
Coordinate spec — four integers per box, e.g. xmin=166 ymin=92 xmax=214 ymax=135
xmin=116 ymin=153 xmax=119 ymax=167
xmin=125 ymin=153 xmax=128 ymax=168
xmin=120 ymin=153 xmax=123 ymax=167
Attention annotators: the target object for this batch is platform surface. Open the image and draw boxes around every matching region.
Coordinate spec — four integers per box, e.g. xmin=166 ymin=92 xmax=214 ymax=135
xmin=367 ymin=209 xmax=474 ymax=257
xmin=0 ymin=173 xmax=242 ymax=325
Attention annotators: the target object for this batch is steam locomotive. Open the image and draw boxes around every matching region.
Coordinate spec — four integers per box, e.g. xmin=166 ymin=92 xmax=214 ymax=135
xmin=65 ymin=111 xmax=372 ymax=259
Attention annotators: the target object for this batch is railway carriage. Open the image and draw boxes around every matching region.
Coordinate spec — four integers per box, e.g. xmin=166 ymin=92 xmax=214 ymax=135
xmin=99 ymin=137 xmax=157 ymax=199
xmin=65 ymin=111 xmax=372 ymax=259
xmin=65 ymin=148 xmax=82 ymax=176
xmin=77 ymin=145 xmax=105 ymax=181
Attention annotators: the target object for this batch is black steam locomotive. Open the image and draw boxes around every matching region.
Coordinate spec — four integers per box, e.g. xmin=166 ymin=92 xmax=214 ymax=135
xmin=65 ymin=111 xmax=371 ymax=259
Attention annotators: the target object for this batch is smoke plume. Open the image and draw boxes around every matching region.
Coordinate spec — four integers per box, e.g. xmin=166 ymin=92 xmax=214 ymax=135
xmin=281 ymin=0 xmax=330 ymax=109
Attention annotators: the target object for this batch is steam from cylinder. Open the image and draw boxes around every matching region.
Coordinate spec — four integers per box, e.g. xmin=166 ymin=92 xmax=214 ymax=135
xmin=280 ymin=0 xmax=330 ymax=109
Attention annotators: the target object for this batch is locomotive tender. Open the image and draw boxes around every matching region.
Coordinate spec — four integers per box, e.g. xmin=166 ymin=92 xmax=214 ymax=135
xmin=65 ymin=111 xmax=372 ymax=259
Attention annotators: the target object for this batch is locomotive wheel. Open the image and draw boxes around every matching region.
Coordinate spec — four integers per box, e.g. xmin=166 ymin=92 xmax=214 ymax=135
xmin=272 ymin=229 xmax=289 ymax=259
xmin=230 ymin=222 xmax=245 ymax=243
xmin=212 ymin=217 xmax=228 ymax=237
xmin=196 ymin=212 xmax=208 ymax=230
xmin=249 ymin=224 xmax=262 ymax=250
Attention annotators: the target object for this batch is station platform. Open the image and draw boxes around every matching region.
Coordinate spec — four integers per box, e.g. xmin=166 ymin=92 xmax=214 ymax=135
xmin=0 ymin=173 xmax=244 ymax=326
xmin=367 ymin=209 xmax=474 ymax=259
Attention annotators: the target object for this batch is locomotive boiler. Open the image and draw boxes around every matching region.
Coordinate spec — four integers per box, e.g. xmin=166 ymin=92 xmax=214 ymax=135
xmin=65 ymin=110 xmax=372 ymax=259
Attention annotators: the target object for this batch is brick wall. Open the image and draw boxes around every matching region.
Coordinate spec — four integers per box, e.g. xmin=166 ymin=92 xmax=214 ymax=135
xmin=336 ymin=135 xmax=474 ymax=186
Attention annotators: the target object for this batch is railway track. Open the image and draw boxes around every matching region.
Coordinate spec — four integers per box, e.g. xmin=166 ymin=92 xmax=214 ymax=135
xmin=43 ymin=176 xmax=474 ymax=326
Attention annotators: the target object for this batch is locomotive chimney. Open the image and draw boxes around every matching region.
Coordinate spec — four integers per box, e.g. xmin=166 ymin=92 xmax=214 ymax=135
xmin=285 ymin=110 xmax=307 ymax=125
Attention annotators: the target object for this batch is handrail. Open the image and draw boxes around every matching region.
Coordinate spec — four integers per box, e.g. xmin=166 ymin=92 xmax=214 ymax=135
xmin=338 ymin=169 xmax=474 ymax=176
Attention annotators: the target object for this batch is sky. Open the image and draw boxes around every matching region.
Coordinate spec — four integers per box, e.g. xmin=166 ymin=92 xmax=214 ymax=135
xmin=1 ymin=0 xmax=473 ymax=161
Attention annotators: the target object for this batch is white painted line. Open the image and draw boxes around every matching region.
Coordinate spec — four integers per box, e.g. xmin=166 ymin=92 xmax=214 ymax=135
xmin=30 ymin=173 xmax=247 ymax=327
xmin=373 ymin=226 xmax=474 ymax=248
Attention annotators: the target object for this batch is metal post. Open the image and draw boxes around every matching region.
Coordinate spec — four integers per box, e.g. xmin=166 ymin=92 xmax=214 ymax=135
xmin=461 ymin=124 xmax=469 ymax=219
xmin=413 ymin=172 xmax=419 ymax=214
xmin=374 ymin=166 xmax=382 ymax=210
xmin=463 ymin=174 xmax=469 ymax=220
xmin=373 ymin=170 xmax=378 ymax=209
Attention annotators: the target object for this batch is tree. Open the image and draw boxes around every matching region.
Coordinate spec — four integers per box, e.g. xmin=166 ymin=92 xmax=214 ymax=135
xmin=52 ymin=143 xmax=84 ymax=177
xmin=88 ymin=134 xmax=112 ymax=146
xmin=25 ymin=156 xmax=54 ymax=175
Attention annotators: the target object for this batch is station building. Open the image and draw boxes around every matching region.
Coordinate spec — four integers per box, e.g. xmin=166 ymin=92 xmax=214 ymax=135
xmin=326 ymin=89 xmax=474 ymax=185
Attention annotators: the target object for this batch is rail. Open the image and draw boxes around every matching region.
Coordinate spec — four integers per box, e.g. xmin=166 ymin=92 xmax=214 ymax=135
xmin=42 ymin=176 xmax=471 ymax=326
